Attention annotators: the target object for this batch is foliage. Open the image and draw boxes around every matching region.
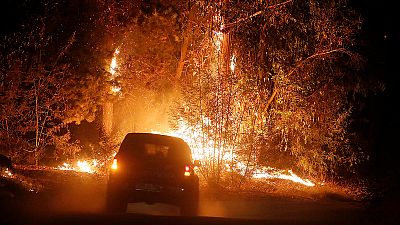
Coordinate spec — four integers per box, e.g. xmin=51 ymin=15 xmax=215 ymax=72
xmin=109 ymin=2 xmax=185 ymax=134
xmin=175 ymin=0 xmax=368 ymax=184
xmin=0 ymin=0 xmax=374 ymax=186
xmin=0 ymin=1 xmax=108 ymax=164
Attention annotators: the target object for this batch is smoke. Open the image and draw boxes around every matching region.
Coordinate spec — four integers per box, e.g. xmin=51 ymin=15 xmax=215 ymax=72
xmin=112 ymin=88 xmax=179 ymax=138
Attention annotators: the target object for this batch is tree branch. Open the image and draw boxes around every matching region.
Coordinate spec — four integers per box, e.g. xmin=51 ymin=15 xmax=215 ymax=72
xmin=264 ymin=48 xmax=352 ymax=111
xmin=223 ymin=0 xmax=293 ymax=30
xmin=265 ymin=87 xmax=278 ymax=111
xmin=287 ymin=48 xmax=353 ymax=78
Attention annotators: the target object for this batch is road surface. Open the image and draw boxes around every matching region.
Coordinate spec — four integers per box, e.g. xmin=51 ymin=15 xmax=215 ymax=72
xmin=1 ymin=169 xmax=398 ymax=225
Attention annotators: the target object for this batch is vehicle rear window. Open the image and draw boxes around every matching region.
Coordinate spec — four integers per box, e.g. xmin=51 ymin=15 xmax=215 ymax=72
xmin=144 ymin=144 xmax=169 ymax=158
xmin=118 ymin=134 xmax=192 ymax=163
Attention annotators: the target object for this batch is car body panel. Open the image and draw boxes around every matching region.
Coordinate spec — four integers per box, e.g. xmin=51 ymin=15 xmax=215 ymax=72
xmin=106 ymin=133 xmax=199 ymax=215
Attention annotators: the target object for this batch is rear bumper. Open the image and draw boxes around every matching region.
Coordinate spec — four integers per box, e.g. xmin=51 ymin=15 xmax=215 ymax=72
xmin=107 ymin=175 xmax=198 ymax=206
xmin=127 ymin=188 xmax=185 ymax=205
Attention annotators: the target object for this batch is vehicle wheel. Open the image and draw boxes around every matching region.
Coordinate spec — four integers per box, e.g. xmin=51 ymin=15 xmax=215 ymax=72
xmin=180 ymin=186 xmax=199 ymax=216
xmin=106 ymin=188 xmax=126 ymax=213
xmin=180 ymin=200 xmax=199 ymax=216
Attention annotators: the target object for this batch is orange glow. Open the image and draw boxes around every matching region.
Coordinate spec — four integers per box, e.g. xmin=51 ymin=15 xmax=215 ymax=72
xmin=0 ymin=167 xmax=13 ymax=178
xmin=76 ymin=160 xmax=93 ymax=173
xmin=109 ymin=47 xmax=121 ymax=93
xmin=56 ymin=118 xmax=315 ymax=187
xmin=110 ymin=48 xmax=120 ymax=77
xmin=111 ymin=159 xmax=118 ymax=170
xmin=57 ymin=159 xmax=98 ymax=174
xmin=230 ymin=54 xmax=236 ymax=73
xmin=111 ymin=86 xmax=121 ymax=93
xmin=253 ymin=167 xmax=315 ymax=187
xmin=162 ymin=118 xmax=315 ymax=187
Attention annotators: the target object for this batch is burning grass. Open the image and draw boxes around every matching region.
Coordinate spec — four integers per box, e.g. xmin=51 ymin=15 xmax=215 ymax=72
xmin=202 ymin=177 xmax=367 ymax=204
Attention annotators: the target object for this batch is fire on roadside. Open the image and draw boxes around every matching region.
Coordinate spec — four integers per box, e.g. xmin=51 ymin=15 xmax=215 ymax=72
xmin=56 ymin=44 xmax=315 ymax=187
xmin=57 ymin=159 xmax=99 ymax=174
xmin=166 ymin=119 xmax=316 ymax=187
xmin=56 ymin=118 xmax=315 ymax=187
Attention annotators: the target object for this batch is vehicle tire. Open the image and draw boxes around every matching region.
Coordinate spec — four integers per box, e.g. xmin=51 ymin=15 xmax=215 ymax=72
xmin=180 ymin=184 xmax=199 ymax=216
xmin=180 ymin=199 xmax=199 ymax=216
xmin=106 ymin=187 xmax=126 ymax=213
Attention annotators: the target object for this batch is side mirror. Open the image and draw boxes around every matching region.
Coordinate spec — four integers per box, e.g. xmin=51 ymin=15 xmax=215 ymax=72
xmin=194 ymin=160 xmax=201 ymax=167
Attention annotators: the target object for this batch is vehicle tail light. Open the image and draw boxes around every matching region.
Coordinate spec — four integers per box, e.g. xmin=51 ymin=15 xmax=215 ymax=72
xmin=184 ymin=165 xmax=191 ymax=176
xmin=111 ymin=159 xmax=118 ymax=170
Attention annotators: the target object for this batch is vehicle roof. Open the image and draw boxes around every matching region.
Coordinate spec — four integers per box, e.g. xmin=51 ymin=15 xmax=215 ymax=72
xmin=118 ymin=133 xmax=192 ymax=159
xmin=123 ymin=133 xmax=187 ymax=143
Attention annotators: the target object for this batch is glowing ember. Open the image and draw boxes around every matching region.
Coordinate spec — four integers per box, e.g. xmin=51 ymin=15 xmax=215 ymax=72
xmin=0 ymin=167 xmax=13 ymax=178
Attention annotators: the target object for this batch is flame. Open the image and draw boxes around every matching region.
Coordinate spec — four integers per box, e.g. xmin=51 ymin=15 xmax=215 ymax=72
xmin=230 ymin=54 xmax=236 ymax=73
xmin=164 ymin=118 xmax=315 ymax=187
xmin=165 ymin=118 xmax=223 ymax=162
xmin=61 ymin=42 xmax=313 ymax=186
xmin=58 ymin=160 xmax=98 ymax=174
xmin=110 ymin=48 xmax=120 ymax=77
xmin=213 ymin=31 xmax=224 ymax=52
xmin=0 ymin=167 xmax=13 ymax=178
xmin=56 ymin=118 xmax=315 ymax=186
xmin=109 ymin=47 xmax=121 ymax=93
xmin=253 ymin=167 xmax=315 ymax=187
xmin=111 ymin=86 xmax=121 ymax=93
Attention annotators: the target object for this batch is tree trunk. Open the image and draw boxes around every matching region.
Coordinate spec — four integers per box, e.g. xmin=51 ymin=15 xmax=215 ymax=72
xmin=176 ymin=3 xmax=197 ymax=80
xmin=35 ymin=85 xmax=39 ymax=166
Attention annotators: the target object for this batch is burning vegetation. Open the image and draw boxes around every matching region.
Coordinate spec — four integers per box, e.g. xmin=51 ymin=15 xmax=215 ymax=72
xmin=0 ymin=0 xmax=377 ymax=197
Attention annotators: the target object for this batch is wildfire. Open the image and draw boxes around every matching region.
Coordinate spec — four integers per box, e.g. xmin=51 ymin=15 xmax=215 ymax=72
xmin=0 ymin=167 xmax=13 ymax=178
xmin=58 ymin=159 xmax=98 ymax=174
xmin=230 ymin=54 xmax=236 ymax=73
xmin=64 ymin=45 xmax=314 ymax=185
xmin=166 ymin=119 xmax=315 ymax=187
xmin=212 ymin=13 xmax=224 ymax=52
xmin=109 ymin=47 xmax=121 ymax=94
xmin=110 ymin=48 xmax=120 ymax=77
xmin=253 ymin=167 xmax=315 ymax=187
xmin=56 ymin=119 xmax=315 ymax=187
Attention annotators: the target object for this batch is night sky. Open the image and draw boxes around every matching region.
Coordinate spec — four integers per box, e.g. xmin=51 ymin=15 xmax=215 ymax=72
xmin=351 ymin=0 xmax=400 ymax=179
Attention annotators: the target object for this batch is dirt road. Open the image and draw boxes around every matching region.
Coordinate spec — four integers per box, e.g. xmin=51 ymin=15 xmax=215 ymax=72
xmin=1 ymin=169 xmax=397 ymax=225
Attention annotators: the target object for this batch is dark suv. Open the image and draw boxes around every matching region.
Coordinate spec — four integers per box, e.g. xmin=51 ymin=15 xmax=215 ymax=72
xmin=106 ymin=133 xmax=199 ymax=215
